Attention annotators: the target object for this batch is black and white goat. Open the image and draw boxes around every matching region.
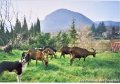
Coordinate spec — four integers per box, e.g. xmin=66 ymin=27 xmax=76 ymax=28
xmin=0 ymin=55 xmax=29 ymax=82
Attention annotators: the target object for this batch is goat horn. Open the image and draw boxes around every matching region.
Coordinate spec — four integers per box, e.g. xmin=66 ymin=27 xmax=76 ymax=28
xmin=91 ymin=48 xmax=96 ymax=53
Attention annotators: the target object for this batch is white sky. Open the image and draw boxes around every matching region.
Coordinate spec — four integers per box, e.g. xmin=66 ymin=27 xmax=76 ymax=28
xmin=9 ymin=0 xmax=120 ymax=28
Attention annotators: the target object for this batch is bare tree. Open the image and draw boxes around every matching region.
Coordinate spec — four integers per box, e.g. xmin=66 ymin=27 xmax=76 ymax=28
xmin=77 ymin=26 xmax=93 ymax=49
xmin=0 ymin=0 xmax=16 ymax=45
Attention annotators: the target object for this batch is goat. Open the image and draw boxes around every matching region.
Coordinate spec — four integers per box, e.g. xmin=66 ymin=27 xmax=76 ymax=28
xmin=70 ymin=47 xmax=96 ymax=66
xmin=43 ymin=48 xmax=56 ymax=60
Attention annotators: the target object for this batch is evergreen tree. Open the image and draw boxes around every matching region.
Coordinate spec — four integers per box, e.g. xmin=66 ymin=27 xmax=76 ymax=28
xmin=55 ymin=31 xmax=62 ymax=49
xmin=33 ymin=23 xmax=37 ymax=36
xmin=21 ymin=17 xmax=28 ymax=33
xmin=10 ymin=27 xmax=14 ymax=40
xmin=91 ymin=24 xmax=96 ymax=36
xmin=69 ymin=19 xmax=78 ymax=46
xmin=6 ymin=28 xmax=10 ymax=40
xmin=14 ymin=18 xmax=21 ymax=34
xmin=36 ymin=18 xmax=41 ymax=33
xmin=33 ymin=18 xmax=41 ymax=36
xmin=0 ymin=22 xmax=7 ymax=45
xmin=0 ymin=22 xmax=5 ymax=34
xmin=21 ymin=17 xmax=28 ymax=40
xmin=96 ymin=22 xmax=106 ymax=36
xmin=29 ymin=23 xmax=34 ymax=37
xmin=112 ymin=26 xmax=116 ymax=35
xmin=6 ymin=28 xmax=10 ymax=35
xmin=61 ymin=32 xmax=69 ymax=46
xmin=101 ymin=22 xmax=106 ymax=32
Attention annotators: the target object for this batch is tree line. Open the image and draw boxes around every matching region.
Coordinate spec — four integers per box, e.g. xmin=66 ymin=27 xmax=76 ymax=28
xmin=91 ymin=22 xmax=120 ymax=39
xmin=0 ymin=17 xmax=78 ymax=50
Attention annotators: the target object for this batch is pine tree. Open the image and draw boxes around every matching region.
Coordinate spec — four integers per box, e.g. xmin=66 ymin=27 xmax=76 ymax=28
xmin=36 ymin=18 xmax=41 ymax=33
xmin=14 ymin=18 xmax=21 ymax=34
xmin=0 ymin=22 xmax=5 ymax=34
xmin=21 ymin=17 xmax=28 ymax=40
xmin=101 ymin=22 xmax=106 ymax=32
xmin=21 ymin=17 xmax=28 ymax=33
xmin=33 ymin=18 xmax=41 ymax=36
xmin=6 ymin=28 xmax=10 ymax=39
xmin=69 ymin=19 xmax=78 ymax=46
xmin=0 ymin=22 xmax=6 ymax=45
xmin=112 ymin=26 xmax=116 ymax=35
xmin=91 ymin=24 xmax=96 ymax=36
xmin=61 ymin=32 xmax=69 ymax=46
xmin=10 ymin=27 xmax=14 ymax=40
xmin=96 ymin=22 xmax=106 ymax=36
xmin=29 ymin=23 xmax=34 ymax=37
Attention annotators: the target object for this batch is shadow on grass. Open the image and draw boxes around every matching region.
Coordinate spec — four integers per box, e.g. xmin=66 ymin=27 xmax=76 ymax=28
xmin=27 ymin=61 xmax=61 ymax=71
xmin=45 ymin=64 xmax=62 ymax=71
xmin=7 ymin=52 xmax=14 ymax=55
xmin=71 ymin=55 xmax=119 ymax=69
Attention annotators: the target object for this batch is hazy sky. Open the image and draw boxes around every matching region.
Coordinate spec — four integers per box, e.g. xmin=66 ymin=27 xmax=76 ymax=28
xmin=11 ymin=0 xmax=120 ymax=23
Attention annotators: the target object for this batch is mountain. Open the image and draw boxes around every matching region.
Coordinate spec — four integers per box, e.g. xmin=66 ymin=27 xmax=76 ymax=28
xmin=95 ymin=21 xmax=120 ymax=27
xmin=41 ymin=9 xmax=94 ymax=33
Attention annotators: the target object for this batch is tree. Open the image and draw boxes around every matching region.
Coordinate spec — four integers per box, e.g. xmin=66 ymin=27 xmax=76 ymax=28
xmin=112 ymin=26 xmax=116 ymax=35
xmin=10 ymin=27 xmax=14 ymax=40
xmin=6 ymin=28 xmax=10 ymax=40
xmin=91 ymin=24 xmax=96 ymax=36
xmin=36 ymin=18 xmax=41 ymax=33
xmin=0 ymin=0 xmax=16 ymax=45
xmin=0 ymin=22 xmax=6 ymax=45
xmin=14 ymin=18 xmax=21 ymax=34
xmin=69 ymin=19 xmax=78 ymax=46
xmin=96 ymin=22 xmax=106 ymax=37
xmin=21 ymin=17 xmax=28 ymax=40
xmin=78 ymin=27 xmax=93 ymax=49
xmin=33 ymin=18 xmax=41 ymax=36
xmin=21 ymin=17 xmax=28 ymax=33
xmin=55 ymin=31 xmax=62 ymax=49
xmin=29 ymin=23 xmax=34 ymax=37
xmin=61 ymin=32 xmax=69 ymax=46
xmin=0 ymin=22 xmax=5 ymax=34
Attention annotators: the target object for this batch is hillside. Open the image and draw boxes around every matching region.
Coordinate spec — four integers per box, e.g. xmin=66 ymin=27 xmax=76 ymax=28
xmin=41 ymin=9 xmax=94 ymax=33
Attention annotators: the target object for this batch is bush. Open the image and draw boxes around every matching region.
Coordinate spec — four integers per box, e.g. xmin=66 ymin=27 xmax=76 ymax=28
xmin=19 ymin=44 xmax=31 ymax=50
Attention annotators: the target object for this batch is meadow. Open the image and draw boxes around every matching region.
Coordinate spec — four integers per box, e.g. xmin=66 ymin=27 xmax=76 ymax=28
xmin=0 ymin=50 xmax=120 ymax=82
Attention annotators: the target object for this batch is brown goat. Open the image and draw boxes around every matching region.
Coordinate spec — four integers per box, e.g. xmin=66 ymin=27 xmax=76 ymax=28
xmin=60 ymin=46 xmax=71 ymax=58
xmin=43 ymin=48 xmax=56 ymax=60
xmin=70 ymin=47 xmax=96 ymax=66
xmin=4 ymin=44 xmax=12 ymax=53
xmin=22 ymin=48 xmax=48 ymax=68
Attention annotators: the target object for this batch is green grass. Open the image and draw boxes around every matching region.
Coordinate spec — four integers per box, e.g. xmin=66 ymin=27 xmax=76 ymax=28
xmin=0 ymin=50 xmax=120 ymax=82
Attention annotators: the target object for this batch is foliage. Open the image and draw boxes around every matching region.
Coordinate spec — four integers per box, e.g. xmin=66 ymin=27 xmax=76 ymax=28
xmin=91 ymin=24 xmax=96 ymax=36
xmin=68 ymin=19 xmax=78 ymax=46
xmin=96 ymin=22 xmax=106 ymax=37
xmin=29 ymin=18 xmax=41 ymax=37
xmin=14 ymin=18 xmax=22 ymax=34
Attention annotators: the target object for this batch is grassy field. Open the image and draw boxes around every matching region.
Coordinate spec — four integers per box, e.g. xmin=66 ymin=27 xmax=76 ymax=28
xmin=0 ymin=50 xmax=120 ymax=82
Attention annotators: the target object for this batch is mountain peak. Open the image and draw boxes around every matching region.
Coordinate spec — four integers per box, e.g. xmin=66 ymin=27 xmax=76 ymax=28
xmin=41 ymin=9 xmax=94 ymax=33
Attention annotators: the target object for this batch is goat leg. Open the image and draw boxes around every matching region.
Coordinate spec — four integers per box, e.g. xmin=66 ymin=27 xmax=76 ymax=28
xmin=63 ymin=55 xmax=65 ymax=58
xmin=54 ymin=54 xmax=56 ymax=59
xmin=70 ymin=56 xmax=74 ymax=66
xmin=84 ymin=56 xmax=86 ymax=61
xmin=17 ymin=75 xmax=21 ymax=83
xmin=36 ymin=59 xmax=38 ymax=65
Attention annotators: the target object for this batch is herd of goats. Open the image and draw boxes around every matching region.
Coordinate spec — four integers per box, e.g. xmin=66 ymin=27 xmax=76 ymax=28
xmin=0 ymin=44 xmax=96 ymax=82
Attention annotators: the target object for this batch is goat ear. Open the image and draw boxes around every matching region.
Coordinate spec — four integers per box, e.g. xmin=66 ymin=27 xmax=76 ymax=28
xmin=28 ymin=53 xmax=30 ymax=56
xmin=22 ymin=52 xmax=25 ymax=57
